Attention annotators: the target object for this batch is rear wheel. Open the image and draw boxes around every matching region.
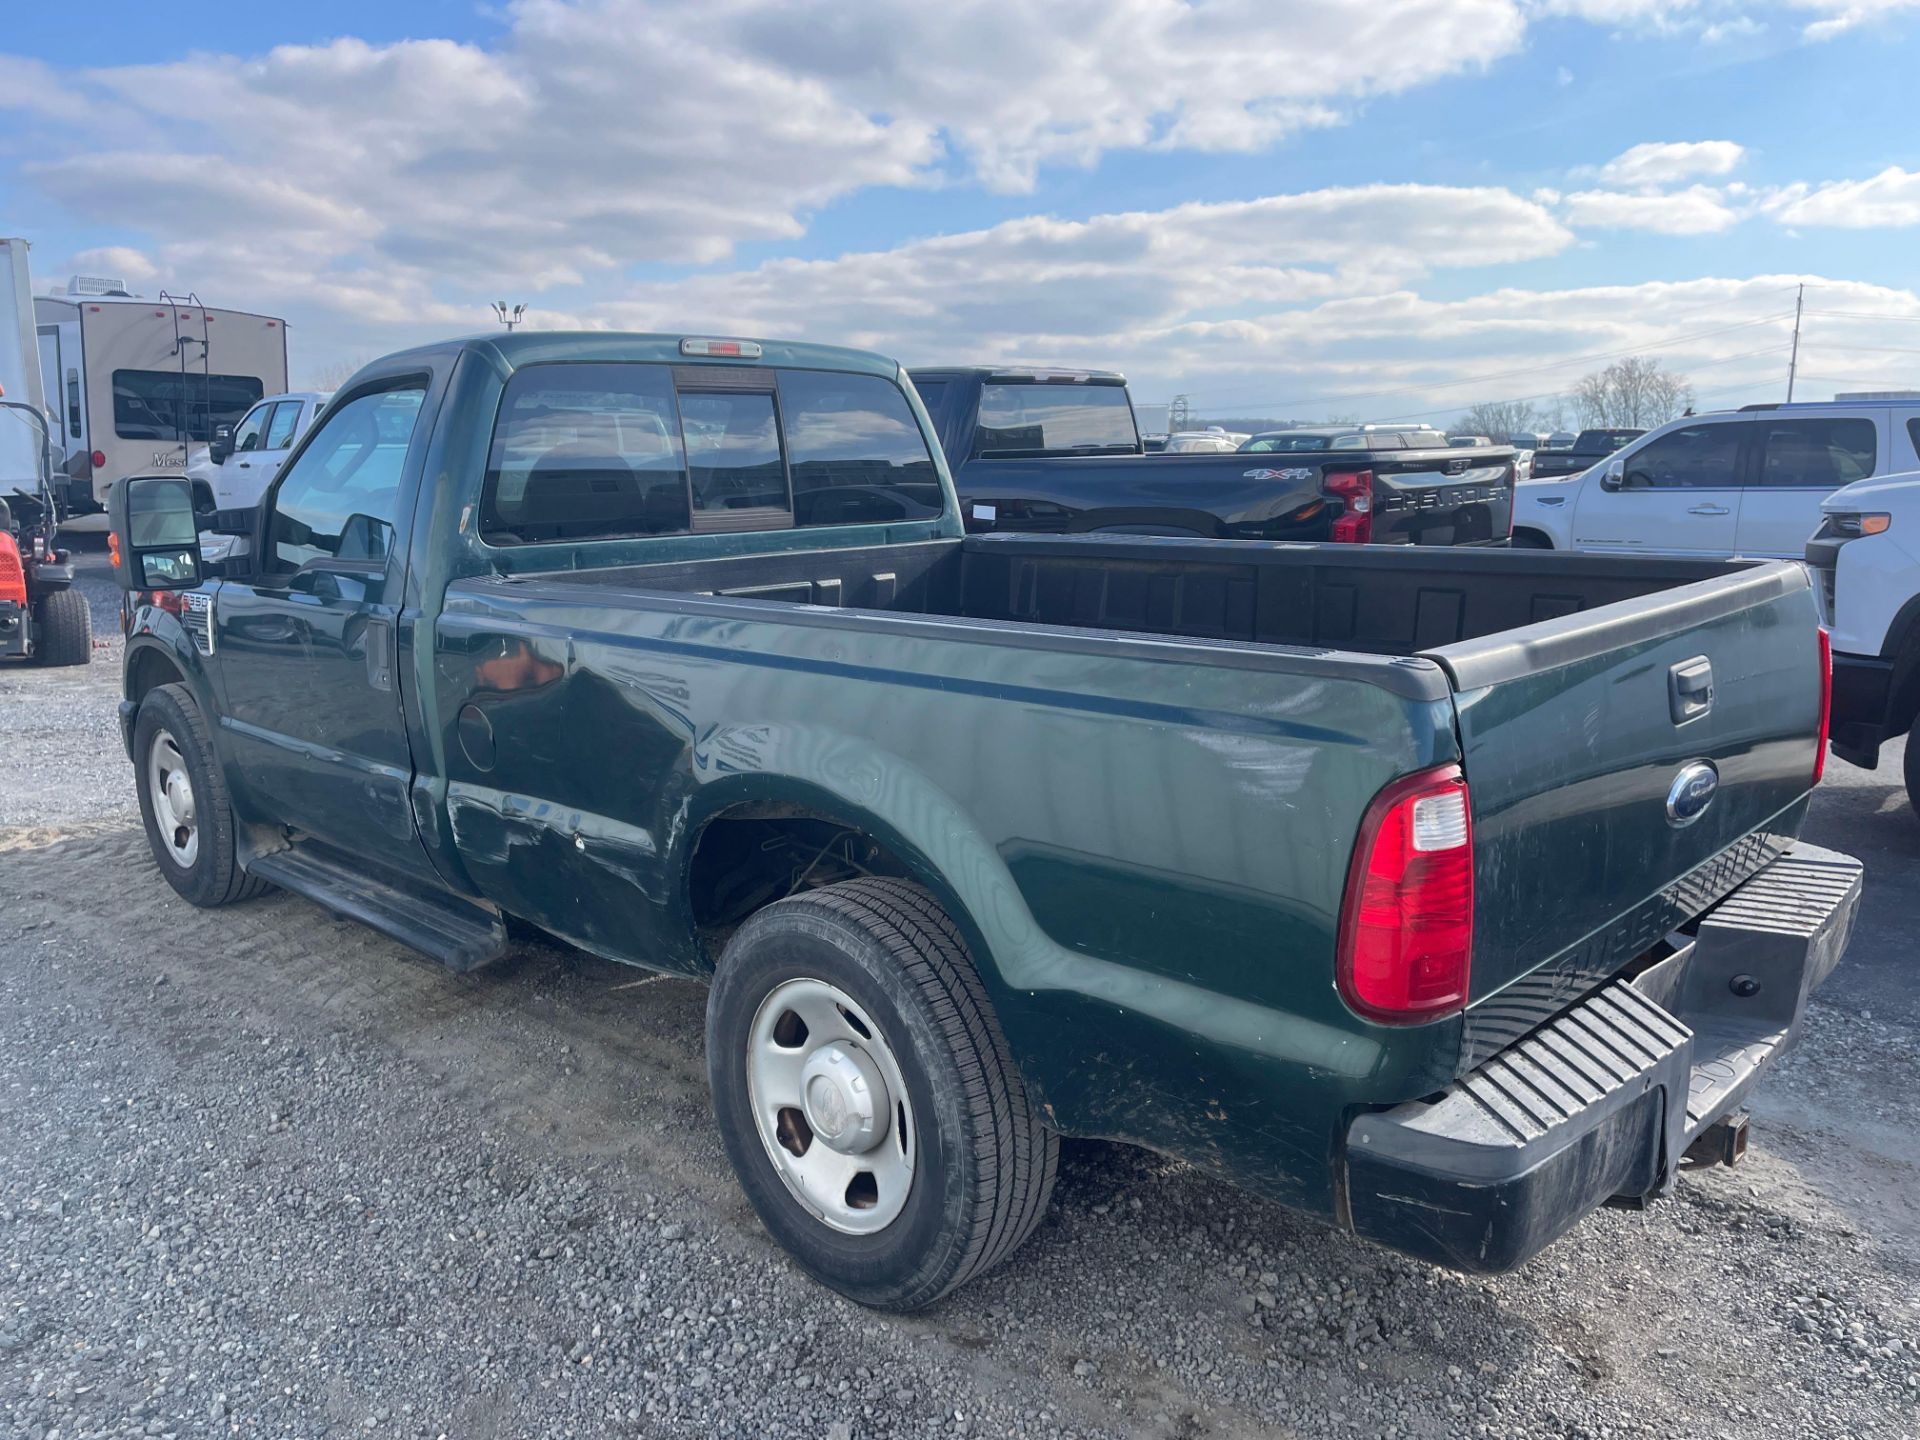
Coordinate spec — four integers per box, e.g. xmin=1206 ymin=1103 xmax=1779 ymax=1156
xmin=706 ymin=877 xmax=1057 ymax=1310
xmin=133 ymin=683 xmax=268 ymax=907
xmin=31 ymin=587 xmax=91 ymax=666
xmin=1509 ymin=529 xmax=1553 ymax=550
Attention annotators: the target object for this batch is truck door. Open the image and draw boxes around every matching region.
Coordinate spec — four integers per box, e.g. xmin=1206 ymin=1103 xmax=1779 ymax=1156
xmin=214 ymin=375 xmax=439 ymax=879
xmin=1733 ymin=413 xmax=1879 ymax=558
xmin=1570 ymin=420 xmax=1748 ymax=556
xmin=211 ymin=401 xmax=274 ymax=508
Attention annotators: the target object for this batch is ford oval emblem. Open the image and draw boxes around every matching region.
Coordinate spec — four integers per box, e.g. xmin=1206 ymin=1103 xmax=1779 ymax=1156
xmin=1665 ymin=760 xmax=1719 ymax=827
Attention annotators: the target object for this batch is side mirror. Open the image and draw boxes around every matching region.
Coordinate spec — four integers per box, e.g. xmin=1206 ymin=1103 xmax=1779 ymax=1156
xmin=1598 ymin=460 xmax=1625 ymax=492
xmin=208 ymin=424 xmax=234 ymax=465
xmin=108 ymin=476 xmax=204 ymax=591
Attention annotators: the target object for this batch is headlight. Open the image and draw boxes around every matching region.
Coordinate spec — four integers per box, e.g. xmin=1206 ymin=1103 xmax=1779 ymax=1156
xmin=1825 ymin=512 xmax=1891 ymax=538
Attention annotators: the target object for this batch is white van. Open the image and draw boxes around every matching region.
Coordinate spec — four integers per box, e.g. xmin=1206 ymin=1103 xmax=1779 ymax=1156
xmin=1511 ymin=400 xmax=1920 ymax=557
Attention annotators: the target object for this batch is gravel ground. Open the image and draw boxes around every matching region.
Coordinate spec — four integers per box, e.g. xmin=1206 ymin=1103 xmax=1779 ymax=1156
xmin=2 ymin=546 xmax=1918 ymax=1439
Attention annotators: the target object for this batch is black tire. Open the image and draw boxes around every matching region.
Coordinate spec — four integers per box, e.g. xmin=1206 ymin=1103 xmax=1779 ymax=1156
xmin=31 ymin=587 xmax=92 ymax=666
xmin=1509 ymin=529 xmax=1553 ymax=550
xmin=1904 ymin=734 xmax=1920 ymax=819
xmin=132 ymin=683 xmax=269 ymax=907
xmin=706 ymin=877 xmax=1057 ymax=1310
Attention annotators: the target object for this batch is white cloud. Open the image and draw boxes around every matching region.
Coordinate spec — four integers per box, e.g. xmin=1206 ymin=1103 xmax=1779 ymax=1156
xmin=1796 ymin=0 xmax=1920 ymax=37
xmin=1763 ymin=166 xmax=1920 ymax=226
xmin=594 ymin=185 xmax=1574 ymax=358
xmin=1563 ymin=185 xmax=1742 ymax=233
xmin=1593 ymin=140 xmax=1746 ymax=187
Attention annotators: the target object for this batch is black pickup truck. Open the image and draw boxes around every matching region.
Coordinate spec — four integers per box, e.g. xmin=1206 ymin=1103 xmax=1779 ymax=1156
xmin=1528 ymin=428 xmax=1646 ymax=481
xmin=909 ymin=367 xmax=1516 ymax=546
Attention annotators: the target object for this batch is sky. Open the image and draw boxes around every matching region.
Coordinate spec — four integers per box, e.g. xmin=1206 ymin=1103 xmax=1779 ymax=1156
xmin=2 ymin=0 xmax=1918 ymax=423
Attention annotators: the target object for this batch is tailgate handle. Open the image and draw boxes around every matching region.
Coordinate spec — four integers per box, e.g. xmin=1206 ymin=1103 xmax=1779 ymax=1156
xmin=1669 ymin=656 xmax=1714 ymax=724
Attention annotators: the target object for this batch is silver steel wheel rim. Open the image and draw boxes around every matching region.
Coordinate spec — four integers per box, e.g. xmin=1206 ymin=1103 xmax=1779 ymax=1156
xmin=146 ymin=728 xmax=200 ymax=869
xmin=746 ymin=977 xmax=915 ymax=1235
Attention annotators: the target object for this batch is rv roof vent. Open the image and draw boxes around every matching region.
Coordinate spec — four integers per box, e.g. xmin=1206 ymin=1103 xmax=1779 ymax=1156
xmin=67 ymin=274 xmax=134 ymax=297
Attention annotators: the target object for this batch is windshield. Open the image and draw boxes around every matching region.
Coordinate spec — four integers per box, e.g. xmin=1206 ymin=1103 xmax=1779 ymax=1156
xmin=975 ymin=384 xmax=1136 ymax=455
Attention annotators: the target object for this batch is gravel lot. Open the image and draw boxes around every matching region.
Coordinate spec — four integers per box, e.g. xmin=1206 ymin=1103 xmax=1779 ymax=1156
xmin=3 ymin=546 xmax=1918 ymax=1439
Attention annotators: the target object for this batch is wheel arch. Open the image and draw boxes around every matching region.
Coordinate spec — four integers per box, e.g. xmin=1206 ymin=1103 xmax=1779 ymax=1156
xmin=676 ymin=760 xmax=1061 ymax=1112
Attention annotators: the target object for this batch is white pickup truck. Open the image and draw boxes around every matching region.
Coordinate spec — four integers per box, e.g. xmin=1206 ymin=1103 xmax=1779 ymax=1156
xmin=188 ymin=390 xmax=331 ymax=510
xmin=1806 ymin=468 xmax=1920 ymax=810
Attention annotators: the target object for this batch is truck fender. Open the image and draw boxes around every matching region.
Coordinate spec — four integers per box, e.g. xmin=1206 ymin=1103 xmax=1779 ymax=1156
xmin=122 ymin=623 xmax=218 ymax=761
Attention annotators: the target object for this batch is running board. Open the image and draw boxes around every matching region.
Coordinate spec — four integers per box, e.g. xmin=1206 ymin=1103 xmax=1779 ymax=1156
xmin=247 ymin=845 xmax=508 ymax=973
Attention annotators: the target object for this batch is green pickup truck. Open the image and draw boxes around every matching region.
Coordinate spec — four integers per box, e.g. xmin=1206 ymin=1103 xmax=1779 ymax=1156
xmin=109 ymin=332 xmax=1859 ymax=1310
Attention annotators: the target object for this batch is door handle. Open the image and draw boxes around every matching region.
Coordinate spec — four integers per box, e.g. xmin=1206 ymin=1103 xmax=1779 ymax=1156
xmin=1687 ymin=504 xmax=1730 ymax=515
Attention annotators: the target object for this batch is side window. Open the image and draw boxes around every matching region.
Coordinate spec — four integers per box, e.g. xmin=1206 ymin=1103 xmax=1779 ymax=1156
xmin=272 ymin=383 xmax=425 ymax=569
xmin=682 ymin=391 xmax=788 ymax=525
xmin=1907 ymin=417 xmax=1920 ymax=465
xmin=1755 ymin=418 xmax=1877 ymax=488
xmin=264 ymin=401 xmax=302 ymax=450
xmin=481 ymin=364 xmax=688 ymax=544
xmin=776 ymin=370 xmax=944 ymax=527
xmin=231 ymin=403 xmax=272 ymax=454
xmin=1619 ymin=423 xmax=1745 ymax=490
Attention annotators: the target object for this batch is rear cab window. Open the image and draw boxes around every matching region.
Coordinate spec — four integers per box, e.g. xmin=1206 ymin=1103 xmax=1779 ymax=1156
xmin=973 ymin=384 xmax=1135 ymax=456
xmin=479 ymin=363 xmax=943 ymax=546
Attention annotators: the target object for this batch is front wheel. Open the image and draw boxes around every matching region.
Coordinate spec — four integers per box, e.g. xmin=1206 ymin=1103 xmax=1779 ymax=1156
xmin=132 ymin=683 xmax=268 ymax=907
xmin=706 ymin=878 xmax=1057 ymax=1310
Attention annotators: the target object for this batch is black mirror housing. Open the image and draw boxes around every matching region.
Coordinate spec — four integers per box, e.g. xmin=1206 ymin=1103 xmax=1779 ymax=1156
xmin=208 ymin=425 xmax=234 ymax=465
xmin=108 ymin=476 xmax=205 ymax=592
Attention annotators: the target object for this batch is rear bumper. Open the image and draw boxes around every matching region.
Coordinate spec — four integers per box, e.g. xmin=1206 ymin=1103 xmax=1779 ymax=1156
xmin=1342 ymin=841 xmax=1860 ymax=1274
xmin=1828 ymin=651 xmax=1894 ymax=768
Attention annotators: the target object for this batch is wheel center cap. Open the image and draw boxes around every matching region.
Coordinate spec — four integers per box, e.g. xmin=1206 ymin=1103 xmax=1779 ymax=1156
xmin=799 ymin=1041 xmax=890 ymax=1155
xmin=166 ymin=773 xmax=195 ymax=824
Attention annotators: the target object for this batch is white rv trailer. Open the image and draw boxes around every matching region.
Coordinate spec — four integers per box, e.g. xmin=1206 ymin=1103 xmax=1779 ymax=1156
xmin=0 ymin=239 xmax=52 ymax=492
xmin=35 ymin=278 xmax=288 ymax=524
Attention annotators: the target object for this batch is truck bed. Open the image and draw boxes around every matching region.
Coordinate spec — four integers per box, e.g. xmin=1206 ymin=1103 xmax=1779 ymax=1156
xmin=509 ymin=530 xmax=1756 ymax=658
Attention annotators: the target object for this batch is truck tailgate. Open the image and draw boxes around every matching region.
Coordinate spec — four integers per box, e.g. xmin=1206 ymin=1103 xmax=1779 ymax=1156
xmin=1422 ymin=561 xmax=1824 ymax=1059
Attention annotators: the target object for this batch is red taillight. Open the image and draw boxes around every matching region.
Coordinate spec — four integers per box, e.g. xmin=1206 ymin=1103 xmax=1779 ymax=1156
xmin=1813 ymin=627 xmax=1832 ymax=786
xmin=91 ymin=449 xmax=107 ymax=470
xmin=1326 ymin=468 xmax=1374 ymax=544
xmin=0 ymin=532 xmax=25 ymax=607
xmin=1336 ymin=765 xmax=1474 ymax=1024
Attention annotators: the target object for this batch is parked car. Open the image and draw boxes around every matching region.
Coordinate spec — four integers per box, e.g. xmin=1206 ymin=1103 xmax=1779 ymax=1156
xmin=1447 ymin=434 xmax=1494 ymax=448
xmin=190 ymin=389 xmax=331 ymax=510
xmin=1512 ymin=401 xmax=1920 ymax=555
xmin=1806 ymin=467 xmax=1920 ymax=808
xmin=1161 ymin=429 xmax=1242 ymax=453
xmin=910 ymin=368 xmax=1516 ymax=545
xmin=1526 ymin=428 xmax=1646 ymax=481
xmin=110 ymin=330 xmax=1856 ymax=1310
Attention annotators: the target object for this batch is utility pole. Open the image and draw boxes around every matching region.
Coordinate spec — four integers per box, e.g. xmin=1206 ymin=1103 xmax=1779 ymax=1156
xmin=1786 ymin=283 xmax=1804 ymax=402
xmin=492 ymin=301 xmax=527 ymax=332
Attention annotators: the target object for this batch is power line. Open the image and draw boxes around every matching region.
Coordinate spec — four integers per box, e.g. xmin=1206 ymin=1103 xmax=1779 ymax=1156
xmin=1190 ymin=313 xmax=1795 ymax=414
xmin=1803 ymin=309 xmax=1920 ymax=323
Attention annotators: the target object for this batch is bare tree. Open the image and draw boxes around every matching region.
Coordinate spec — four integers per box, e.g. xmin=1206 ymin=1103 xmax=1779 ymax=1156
xmin=1453 ymin=399 xmax=1551 ymax=440
xmin=1571 ymin=358 xmax=1694 ymax=429
xmin=301 ymin=355 xmax=377 ymax=391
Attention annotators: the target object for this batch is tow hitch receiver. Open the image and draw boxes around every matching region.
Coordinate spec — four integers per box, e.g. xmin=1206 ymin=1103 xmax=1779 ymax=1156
xmin=1684 ymin=1110 xmax=1750 ymax=1169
